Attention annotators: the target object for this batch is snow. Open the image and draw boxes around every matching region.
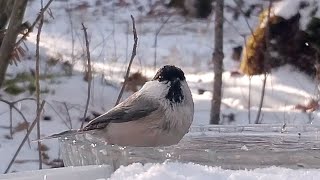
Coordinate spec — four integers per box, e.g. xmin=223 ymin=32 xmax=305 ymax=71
xmin=273 ymin=0 xmax=320 ymax=30
xmin=109 ymin=162 xmax=320 ymax=180
xmin=1 ymin=0 xmax=320 ymax=178
xmin=2 ymin=162 xmax=320 ymax=180
xmin=273 ymin=0 xmax=301 ymax=19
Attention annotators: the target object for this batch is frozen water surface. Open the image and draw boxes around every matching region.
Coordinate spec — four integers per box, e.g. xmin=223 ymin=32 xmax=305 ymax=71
xmin=59 ymin=124 xmax=320 ymax=171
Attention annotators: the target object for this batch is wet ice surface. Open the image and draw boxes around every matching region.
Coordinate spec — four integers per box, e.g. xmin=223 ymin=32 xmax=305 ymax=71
xmin=59 ymin=124 xmax=320 ymax=171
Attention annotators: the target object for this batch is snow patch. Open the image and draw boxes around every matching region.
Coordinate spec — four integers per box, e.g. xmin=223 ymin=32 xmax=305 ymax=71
xmin=273 ymin=0 xmax=320 ymax=30
xmin=273 ymin=0 xmax=301 ymax=19
xmin=109 ymin=162 xmax=320 ymax=180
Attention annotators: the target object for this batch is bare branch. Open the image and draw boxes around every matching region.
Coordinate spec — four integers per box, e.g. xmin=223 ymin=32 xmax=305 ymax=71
xmin=35 ymin=0 xmax=44 ymax=169
xmin=233 ymin=0 xmax=255 ymax=39
xmin=45 ymin=101 xmax=71 ymax=129
xmin=15 ymin=0 xmax=54 ymax=47
xmin=9 ymin=107 xmax=13 ymax=138
xmin=0 ymin=98 xmax=30 ymax=141
xmin=0 ymin=98 xmax=33 ymax=124
xmin=231 ymin=0 xmax=273 ymax=124
xmin=154 ymin=16 xmax=171 ymax=70
xmin=248 ymin=76 xmax=252 ymax=123
xmin=63 ymin=102 xmax=73 ymax=129
xmin=80 ymin=23 xmax=92 ymax=129
xmin=11 ymin=105 xmax=29 ymax=125
xmin=0 ymin=97 xmax=33 ymax=147
xmin=66 ymin=1 xmax=75 ymax=64
xmin=115 ymin=15 xmax=138 ymax=106
xmin=13 ymin=97 xmax=36 ymax=104
xmin=255 ymin=0 xmax=273 ymax=124
xmin=5 ymin=101 xmax=45 ymax=174
xmin=12 ymin=105 xmax=31 ymax=148
xmin=0 ymin=0 xmax=28 ymax=87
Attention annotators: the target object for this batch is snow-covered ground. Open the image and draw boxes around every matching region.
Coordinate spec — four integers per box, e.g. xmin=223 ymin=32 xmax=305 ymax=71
xmin=109 ymin=162 xmax=320 ymax=180
xmin=2 ymin=163 xmax=320 ymax=180
xmin=1 ymin=0 xmax=320 ymax=178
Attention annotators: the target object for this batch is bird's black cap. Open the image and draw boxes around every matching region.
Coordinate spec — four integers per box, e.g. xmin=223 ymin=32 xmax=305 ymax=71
xmin=153 ymin=65 xmax=185 ymax=82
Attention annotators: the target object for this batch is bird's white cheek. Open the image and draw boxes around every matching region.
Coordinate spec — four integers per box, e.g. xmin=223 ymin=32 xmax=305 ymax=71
xmin=139 ymin=81 xmax=169 ymax=99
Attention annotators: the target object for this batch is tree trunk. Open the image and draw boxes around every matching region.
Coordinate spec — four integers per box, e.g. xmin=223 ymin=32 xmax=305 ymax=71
xmin=0 ymin=0 xmax=15 ymax=30
xmin=0 ymin=0 xmax=28 ymax=88
xmin=210 ymin=0 xmax=224 ymax=124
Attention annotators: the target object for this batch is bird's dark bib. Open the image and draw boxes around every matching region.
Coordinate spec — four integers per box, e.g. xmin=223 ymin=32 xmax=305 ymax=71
xmin=166 ymin=80 xmax=184 ymax=103
xmin=152 ymin=65 xmax=186 ymax=104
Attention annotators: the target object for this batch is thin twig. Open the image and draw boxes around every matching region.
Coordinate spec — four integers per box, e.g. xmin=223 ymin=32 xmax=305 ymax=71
xmin=35 ymin=0 xmax=44 ymax=169
xmin=255 ymin=0 xmax=273 ymax=124
xmin=11 ymin=105 xmax=28 ymax=126
xmin=0 ymin=98 xmax=33 ymax=147
xmin=115 ymin=15 xmax=138 ymax=106
xmin=233 ymin=0 xmax=256 ymax=41
xmin=111 ymin=0 xmax=117 ymax=59
xmin=9 ymin=107 xmax=13 ymax=138
xmin=0 ymin=99 xmax=32 ymax=124
xmin=154 ymin=16 xmax=170 ymax=70
xmin=241 ymin=34 xmax=252 ymax=124
xmin=66 ymin=1 xmax=75 ymax=65
xmin=232 ymin=0 xmax=272 ymax=124
xmin=15 ymin=0 xmax=54 ymax=47
xmin=125 ymin=21 xmax=129 ymax=62
xmin=5 ymin=101 xmax=45 ymax=174
xmin=13 ymin=97 xmax=36 ymax=104
xmin=63 ymin=102 xmax=73 ymax=129
xmin=80 ymin=23 xmax=92 ymax=129
xmin=224 ymin=17 xmax=249 ymax=38
xmin=45 ymin=101 xmax=71 ymax=129
xmin=0 ymin=99 xmax=29 ymax=124
xmin=248 ymin=76 xmax=252 ymax=123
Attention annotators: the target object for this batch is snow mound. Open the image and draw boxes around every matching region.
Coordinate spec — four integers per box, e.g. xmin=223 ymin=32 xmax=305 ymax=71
xmin=273 ymin=0 xmax=320 ymax=29
xmin=109 ymin=162 xmax=320 ymax=180
xmin=273 ymin=0 xmax=301 ymax=19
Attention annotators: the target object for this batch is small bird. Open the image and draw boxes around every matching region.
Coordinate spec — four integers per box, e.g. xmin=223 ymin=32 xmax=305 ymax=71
xmin=48 ymin=65 xmax=194 ymax=147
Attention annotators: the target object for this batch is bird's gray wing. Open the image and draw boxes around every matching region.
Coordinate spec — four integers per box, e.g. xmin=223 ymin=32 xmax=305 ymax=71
xmin=83 ymin=94 xmax=159 ymax=131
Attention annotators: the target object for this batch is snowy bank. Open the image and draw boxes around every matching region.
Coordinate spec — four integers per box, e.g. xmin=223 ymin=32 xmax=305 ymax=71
xmin=109 ymin=162 xmax=320 ymax=180
xmin=1 ymin=162 xmax=319 ymax=180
